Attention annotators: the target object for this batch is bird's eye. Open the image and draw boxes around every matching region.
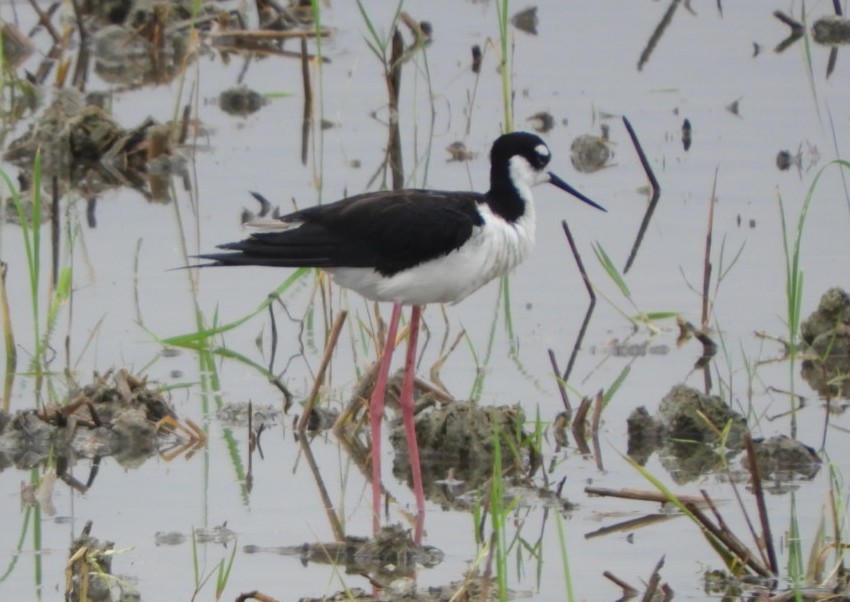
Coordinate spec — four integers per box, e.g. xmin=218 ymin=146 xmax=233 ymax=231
xmin=533 ymin=144 xmax=551 ymax=168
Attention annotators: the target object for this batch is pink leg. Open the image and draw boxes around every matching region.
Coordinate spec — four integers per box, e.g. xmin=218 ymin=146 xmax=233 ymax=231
xmin=370 ymin=302 xmax=402 ymax=535
xmin=400 ymin=305 xmax=425 ymax=544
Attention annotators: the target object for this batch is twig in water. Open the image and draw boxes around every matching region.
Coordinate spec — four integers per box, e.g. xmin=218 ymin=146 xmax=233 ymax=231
xmin=297 ymin=310 xmax=347 ymax=431
xmin=300 ymin=35 xmax=312 ymax=166
xmin=773 ymin=11 xmax=804 ymax=53
xmin=297 ymin=436 xmax=345 ymax=541
xmin=267 ymin=302 xmax=278 ymax=374
xmin=387 ymin=28 xmax=404 ymax=190
xmin=683 ymin=500 xmax=773 ymax=577
xmin=69 ymin=0 xmax=90 ymax=90
xmin=50 ymin=176 xmax=59 ymax=289
xmin=700 ymin=488 xmax=771 ymax=573
xmin=701 ymin=169 xmax=719 ymax=330
xmin=571 ymin=396 xmax=591 ymax=455
xmin=639 ymin=555 xmax=666 ymax=602
xmin=591 ymin=390 xmax=604 ymax=470
xmin=638 ymin=0 xmax=682 ymax=71
xmin=547 ymin=348 xmax=570 ymax=413
xmin=559 ymin=219 xmax=596 ymax=385
xmin=623 ymin=115 xmax=661 ymax=273
xmin=603 ymin=571 xmax=639 ymax=598
xmin=246 ymin=400 xmax=254 ymax=493
xmin=745 ymin=431 xmax=779 ymax=574
xmin=585 ymin=486 xmax=706 ymax=506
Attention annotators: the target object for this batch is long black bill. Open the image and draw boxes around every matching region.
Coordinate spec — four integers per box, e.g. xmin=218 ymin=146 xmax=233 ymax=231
xmin=548 ymin=172 xmax=607 ymax=212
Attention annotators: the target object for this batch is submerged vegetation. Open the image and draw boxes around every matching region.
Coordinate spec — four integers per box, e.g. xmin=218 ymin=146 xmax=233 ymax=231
xmin=0 ymin=1 xmax=849 ymax=601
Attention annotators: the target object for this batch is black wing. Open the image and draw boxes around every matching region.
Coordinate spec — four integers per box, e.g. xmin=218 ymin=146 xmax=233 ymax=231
xmin=199 ymin=189 xmax=486 ymax=276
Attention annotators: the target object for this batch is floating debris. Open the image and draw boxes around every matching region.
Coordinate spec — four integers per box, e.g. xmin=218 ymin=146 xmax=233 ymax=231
xmin=445 ymin=141 xmax=476 ymax=162
xmin=775 ymin=149 xmax=801 ymax=171
xmin=725 ymin=97 xmax=742 ymax=116
xmin=526 ymin=110 xmax=554 ymax=133
xmin=471 ymin=44 xmax=483 ymax=74
xmin=570 ymin=124 xmax=614 ymax=173
xmin=511 ymin=6 xmax=538 ymax=35
xmin=681 ymin=118 xmax=692 ymax=151
xmin=219 ymin=85 xmax=267 ymax=116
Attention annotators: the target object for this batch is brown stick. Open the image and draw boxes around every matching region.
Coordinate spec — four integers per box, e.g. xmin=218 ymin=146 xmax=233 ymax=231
xmin=701 ymin=170 xmax=717 ymax=330
xmin=207 ymin=28 xmax=332 ymax=40
xmin=387 ymin=28 xmax=404 ymax=191
xmin=640 ymin=556 xmax=665 ymax=602
xmin=26 ymin=0 xmax=60 ymax=43
xmin=603 ymin=571 xmax=639 ymax=597
xmin=684 ymin=501 xmax=772 ymax=577
xmin=297 ymin=311 xmax=347 ymax=431
xmin=745 ymin=431 xmax=779 ymax=574
xmin=701 ymin=488 xmax=770 ymax=571
xmin=298 ymin=436 xmax=345 ymax=541
xmin=300 ymin=35 xmax=312 ymax=166
xmin=547 ymin=348 xmax=570 ymax=414
xmin=585 ymin=486 xmax=706 ymax=506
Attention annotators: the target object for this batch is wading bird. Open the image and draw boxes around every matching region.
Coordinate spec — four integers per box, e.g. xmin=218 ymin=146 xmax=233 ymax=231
xmin=198 ymin=131 xmax=605 ymax=542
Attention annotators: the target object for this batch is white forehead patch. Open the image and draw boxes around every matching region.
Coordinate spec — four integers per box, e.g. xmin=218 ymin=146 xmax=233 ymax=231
xmin=535 ymin=143 xmax=550 ymax=158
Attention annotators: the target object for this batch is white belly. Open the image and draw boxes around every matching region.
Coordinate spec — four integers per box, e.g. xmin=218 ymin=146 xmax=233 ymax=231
xmin=328 ymin=205 xmax=536 ymax=305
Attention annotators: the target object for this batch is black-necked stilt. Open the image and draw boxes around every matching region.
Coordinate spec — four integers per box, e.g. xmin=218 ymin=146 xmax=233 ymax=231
xmin=198 ymin=131 xmax=605 ymax=542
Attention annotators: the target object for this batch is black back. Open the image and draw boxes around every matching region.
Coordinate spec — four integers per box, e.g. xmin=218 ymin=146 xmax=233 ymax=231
xmin=200 ymin=132 xmax=552 ymax=275
xmin=207 ymin=189 xmax=486 ymax=276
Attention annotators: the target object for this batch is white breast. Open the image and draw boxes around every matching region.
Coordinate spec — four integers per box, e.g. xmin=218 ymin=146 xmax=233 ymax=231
xmin=328 ymin=203 xmax=537 ymax=305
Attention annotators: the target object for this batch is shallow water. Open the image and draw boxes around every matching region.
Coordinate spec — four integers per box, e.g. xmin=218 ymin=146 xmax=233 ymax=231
xmin=1 ymin=1 xmax=849 ymax=600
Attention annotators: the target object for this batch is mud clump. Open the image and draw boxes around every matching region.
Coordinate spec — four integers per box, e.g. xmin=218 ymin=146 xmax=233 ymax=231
xmin=749 ymin=435 xmax=820 ymax=481
xmin=0 ymin=369 xmax=190 ymax=474
xmin=812 ymin=17 xmax=850 ymax=46
xmin=656 ymin=384 xmax=747 ymax=446
xmin=800 ymin=287 xmax=850 ymax=345
xmin=3 ymin=88 xmax=182 ymax=203
xmin=800 ymin=287 xmax=850 ymax=398
xmin=627 ymin=384 xmax=747 ymax=483
xmin=219 ymin=85 xmax=267 ymax=116
xmin=390 ymin=402 xmax=527 ymax=496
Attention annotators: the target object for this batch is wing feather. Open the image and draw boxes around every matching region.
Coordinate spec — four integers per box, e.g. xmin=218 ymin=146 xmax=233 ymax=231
xmin=200 ymin=190 xmax=486 ymax=275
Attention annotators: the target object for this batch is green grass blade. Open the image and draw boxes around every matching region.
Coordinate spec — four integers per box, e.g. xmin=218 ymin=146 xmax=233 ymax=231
xmin=593 ymin=242 xmax=630 ymax=298
xmin=159 ymin=267 xmax=308 ymax=346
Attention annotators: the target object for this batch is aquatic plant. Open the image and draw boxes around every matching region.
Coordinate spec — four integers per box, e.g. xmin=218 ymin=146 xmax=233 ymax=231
xmin=778 ymin=158 xmax=850 ymax=437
